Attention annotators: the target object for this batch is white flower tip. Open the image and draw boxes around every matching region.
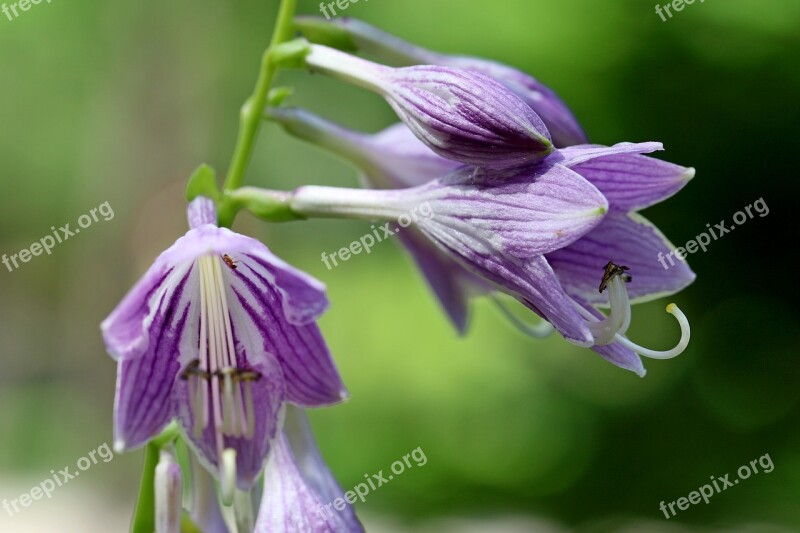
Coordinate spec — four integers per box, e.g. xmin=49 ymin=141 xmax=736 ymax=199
xmin=221 ymin=448 xmax=237 ymax=507
xmin=682 ymin=167 xmax=696 ymax=181
xmin=113 ymin=439 xmax=126 ymax=454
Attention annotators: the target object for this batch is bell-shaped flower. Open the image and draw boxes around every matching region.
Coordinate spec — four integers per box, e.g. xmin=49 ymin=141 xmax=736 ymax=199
xmin=255 ymin=406 xmax=364 ymax=532
xmin=545 ymin=142 xmax=697 ymax=375
xmin=101 ymin=197 xmax=347 ymax=490
xmin=285 ymin=162 xmax=609 ymax=345
xmin=296 ymin=16 xmax=587 ymax=147
xmin=304 ymin=44 xmax=554 ymax=169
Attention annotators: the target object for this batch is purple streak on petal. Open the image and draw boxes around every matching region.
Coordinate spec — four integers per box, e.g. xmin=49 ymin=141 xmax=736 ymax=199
xmin=571 ymin=153 xmax=694 ymax=212
xmin=547 ymin=212 xmax=696 ymax=305
xmin=439 ymin=55 xmax=588 ymax=148
xmin=155 ymin=225 xmax=329 ymax=325
xmin=572 ymin=296 xmax=646 ymax=376
xmin=175 ymin=356 xmax=286 ymax=490
xmin=255 ymin=424 xmax=364 ymax=533
xmin=415 ymin=164 xmax=608 ymax=258
xmin=227 ymin=258 xmax=346 ymax=407
xmin=188 ymin=197 xmax=218 ymax=229
xmin=113 ymin=265 xmax=195 ymax=450
xmin=556 ymin=142 xmax=663 ymax=168
xmin=382 ymin=65 xmax=553 ymax=169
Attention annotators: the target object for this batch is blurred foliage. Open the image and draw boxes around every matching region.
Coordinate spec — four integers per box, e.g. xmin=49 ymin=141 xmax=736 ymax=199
xmin=1 ymin=0 xmax=798 ymax=530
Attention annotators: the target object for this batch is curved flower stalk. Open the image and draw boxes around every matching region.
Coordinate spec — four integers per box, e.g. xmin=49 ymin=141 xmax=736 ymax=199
xmin=101 ymin=197 xmax=348 ymax=491
xmin=264 ymin=107 xmax=695 ymax=372
xmin=295 ymin=16 xmax=587 ymax=147
xmin=256 ymin=405 xmax=364 ymax=532
xmin=303 ymin=44 xmax=554 ymax=169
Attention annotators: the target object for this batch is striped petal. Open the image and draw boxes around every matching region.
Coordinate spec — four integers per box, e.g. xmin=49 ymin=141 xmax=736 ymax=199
xmin=226 ymin=255 xmax=347 ymax=407
xmin=547 ymin=212 xmax=696 ymax=305
xmin=255 ymin=407 xmax=364 ymax=533
xmin=112 ymin=262 xmax=197 ymax=450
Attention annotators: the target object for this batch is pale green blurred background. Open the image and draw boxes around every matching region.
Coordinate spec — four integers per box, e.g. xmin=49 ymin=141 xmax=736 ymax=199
xmin=1 ymin=0 xmax=799 ymax=531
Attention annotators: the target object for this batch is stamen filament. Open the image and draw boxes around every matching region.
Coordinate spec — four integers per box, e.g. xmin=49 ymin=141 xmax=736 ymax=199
xmin=613 ymin=304 xmax=690 ymax=359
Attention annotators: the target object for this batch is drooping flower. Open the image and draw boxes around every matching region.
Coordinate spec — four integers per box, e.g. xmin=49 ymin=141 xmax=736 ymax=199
xmin=155 ymin=445 xmax=184 ymax=533
xmin=295 ymin=16 xmax=587 ymax=147
xmin=284 ymin=161 xmax=609 ymax=345
xmin=303 ymin=44 xmax=554 ymax=169
xmin=255 ymin=405 xmax=364 ymax=533
xmin=101 ymin=197 xmax=347 ymax=489
xmin=268 ymin=108 xmax=695 ymax=373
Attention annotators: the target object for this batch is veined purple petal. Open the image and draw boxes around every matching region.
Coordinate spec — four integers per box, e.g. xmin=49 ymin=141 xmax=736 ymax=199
xmin=255 ymin=408 xmax=364 ymax=533
xmin=305 ymin=45 xmax=554 ymax=169
xmin=188 ymin=196 xmax=217 ymax=229
xmin=556 ymin=142 xmax=663 ymax=168
xmin=414 ymin=164 xmax=608 ymax=258
xmin=572 ymin=296 xmax=646 ymax=376
xmin=175 ymin=356 xmax=286 ymax=490
xmin=547 ymin=212 xmax=696 ymax=305
xmin=296 ymin=17 xmax=586 ymax=147
xmin=438 ymin=55 xmax=588 ymax=148
xmin=571 ymin=153 xmax=695 ymax=212
xmin=225 ymin=256 xmax=347 ymax=407
xmin=112 ymin=263 xmax=197 ymax=450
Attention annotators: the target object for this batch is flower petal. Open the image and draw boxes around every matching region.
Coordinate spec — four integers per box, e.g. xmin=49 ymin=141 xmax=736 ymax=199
xmin=175 ymin=356 xmax=286 ymax=490
xmin=571 ymin=153 xmax=695 ymax=211
xmin=113 ymin=263 xmax=197 ymax=450
xmin=158 ymin=225 xmax=330 ymax=325
xmin=227 ymin=256 xmax=347 ymax=406
xmin=415 ymin=163 xmax=608 ymax=258
xmin=556 ymin=142 xmax=663 ymax=168
xmin=547 ymin=212 xmax=696 ymax=305
xmin=255 ymin=407 xmax=364 ymax=533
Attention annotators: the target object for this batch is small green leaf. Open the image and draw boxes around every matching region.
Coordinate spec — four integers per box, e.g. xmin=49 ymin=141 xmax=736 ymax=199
xmin=269 ymin=38 xmax=311 ymax=69
xmin=268 ymin=86 xmax=294 ymax=107
xmin=186 ymin=164 xmax=220 ymax=202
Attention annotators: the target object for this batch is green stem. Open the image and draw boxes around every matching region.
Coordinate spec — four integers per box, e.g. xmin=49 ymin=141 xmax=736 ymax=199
xmin=219 ymin=0 xmax=298 ymax=226
xmin=129 ymin=442 xmax=160 ymax=533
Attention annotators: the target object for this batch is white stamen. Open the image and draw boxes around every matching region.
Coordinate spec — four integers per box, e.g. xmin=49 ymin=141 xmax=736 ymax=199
xmin=589 ymin=275 xmax=631 ymax=345
xmin=613 ymin=304 xmax=690 ymax=359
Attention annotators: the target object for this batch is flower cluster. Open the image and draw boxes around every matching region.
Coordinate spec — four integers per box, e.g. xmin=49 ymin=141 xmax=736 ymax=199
xmin=101 ymin=11 xmax=695 ymax=533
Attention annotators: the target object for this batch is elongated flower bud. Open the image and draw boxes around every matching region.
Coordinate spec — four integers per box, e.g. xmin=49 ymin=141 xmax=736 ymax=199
xmin=304 ymin=44 xmax=554 ymax=169
xmin=155 ymin=446 xmax=183 ymax=533
xmin=296 ymin=17 xmax=587 ymax=147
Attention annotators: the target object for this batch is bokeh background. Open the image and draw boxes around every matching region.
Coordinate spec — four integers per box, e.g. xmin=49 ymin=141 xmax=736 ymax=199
xmin=1 ymin=0 xmax=798 ymax=531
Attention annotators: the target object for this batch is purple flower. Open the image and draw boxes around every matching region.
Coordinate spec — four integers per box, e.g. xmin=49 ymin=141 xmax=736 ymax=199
xmin=296 ymin=16 xmax=587 ymax=147
xmin=101 ymin=197 xmax=347 ymax=489
xmin=304 ymin=44 xmax=554 ymax=169
xmin=255 ymin=406 xmax=364 ymax=533
xmin=288 ymin=162 xmax=609 ymax=345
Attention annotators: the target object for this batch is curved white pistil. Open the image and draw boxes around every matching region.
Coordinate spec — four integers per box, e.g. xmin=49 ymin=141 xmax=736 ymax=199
xmin=185 ymin=256 xmax=258 ymax=476
xmin=577 ymin=268 xmax=690 ymax=359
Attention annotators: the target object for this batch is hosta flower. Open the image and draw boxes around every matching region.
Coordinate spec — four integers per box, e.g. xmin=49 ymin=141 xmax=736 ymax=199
xmin=285 ymin=162 xmax=609 ymax=344
xmin=256 ymin=406 xmax=363 ymax=532
xmin=101 ymin=197 xmax=347 ymax=489
xmin=304 ymin=44 xmax=554 ymax=169
xmin=296 ymin=16 xmax=587 ymax=147
xmin=268 ymin=107 xmax=695 ymax=372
